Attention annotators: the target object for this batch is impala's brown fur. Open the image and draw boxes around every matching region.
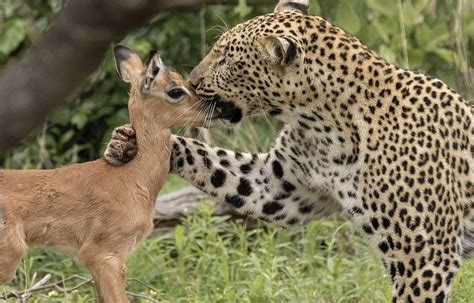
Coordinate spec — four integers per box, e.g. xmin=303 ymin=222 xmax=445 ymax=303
xmin=0 ymin=46 xmax=208 ymax=302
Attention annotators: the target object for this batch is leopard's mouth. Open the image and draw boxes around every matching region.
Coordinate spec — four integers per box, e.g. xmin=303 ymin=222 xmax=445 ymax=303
xmin=206 ymin=96 xmax=243 ymax=124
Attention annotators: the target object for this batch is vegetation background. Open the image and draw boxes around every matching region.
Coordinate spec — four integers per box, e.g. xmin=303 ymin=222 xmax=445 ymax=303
xmin=0 ymin=0 xmax=473 ymax=301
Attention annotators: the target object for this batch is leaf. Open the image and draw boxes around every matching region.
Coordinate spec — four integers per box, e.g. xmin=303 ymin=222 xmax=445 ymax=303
xmin=0 ymin=19 xmax=27 ymax=55
xmin=372 ymin=20 xmax=390 ymax=43
xmin=335 ymin=1 xmax=361 ymax=34
xmin=175 ymin=225 xmax=185 ymax=253
xmin=366 ymin=0 xmax=397 ymax=17
xmin=379 ymin=45 xmax=398 ymax=64
xmin=48 ymin=106 xmax=71 ymax=126
xmin=371 ymin=19 xmax=392 ymax=43
xmin=71 ymin=112 xmax=88 ymax=129
xmin=59 ymin=129 xmax=75 ymax=146
xmin=426 ymin=23 xmax=450 ymax=49
xmin=407 ymin=48 xmax=423 ymax=69
xmin=402 ymin=1 xmax=424 ymax=26
xmin=415 ymin=24 xmax=432 ymax=48
xmin=413 ymin=0 xmax=430 ymax=13
xmin=433 ymin=48 xmax=454 ymax=64
xmin=249 ymin=274 xmax=265 ymax=302
xmin=234 ymin=0 xmax=252 ymax=18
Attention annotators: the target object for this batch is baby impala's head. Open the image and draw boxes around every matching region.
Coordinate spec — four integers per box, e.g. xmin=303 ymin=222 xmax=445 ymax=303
xmin=113 ymin=45 xmax=210 ymax=128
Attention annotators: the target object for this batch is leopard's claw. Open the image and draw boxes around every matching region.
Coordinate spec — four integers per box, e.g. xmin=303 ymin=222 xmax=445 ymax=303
xmin=104 ymin=125 xmax=137 ymax=166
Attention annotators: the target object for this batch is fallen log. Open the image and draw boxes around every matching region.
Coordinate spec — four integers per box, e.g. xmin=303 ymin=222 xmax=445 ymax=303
xmin=152 ymin=186 xmax=258 ymax=229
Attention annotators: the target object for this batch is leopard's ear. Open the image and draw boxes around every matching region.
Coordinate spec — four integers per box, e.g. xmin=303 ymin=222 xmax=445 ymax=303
xmin=274 ymin=0 xmax=309 ymax=15
xmin=258 ymin=36 xmax=298 ymax=66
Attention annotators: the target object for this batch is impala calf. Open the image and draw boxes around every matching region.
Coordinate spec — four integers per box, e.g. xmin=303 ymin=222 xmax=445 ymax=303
xmin=0 ymin=45 xmax=210 ymax=302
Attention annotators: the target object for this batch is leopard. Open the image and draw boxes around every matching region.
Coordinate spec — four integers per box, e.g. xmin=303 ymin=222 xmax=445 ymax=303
xmin=105 ymin=1 xmax=473 ymax=302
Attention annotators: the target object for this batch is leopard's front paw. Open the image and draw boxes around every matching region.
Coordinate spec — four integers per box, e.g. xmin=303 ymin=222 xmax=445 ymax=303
xmin=104 ymin=125 xmax=137 ymax=166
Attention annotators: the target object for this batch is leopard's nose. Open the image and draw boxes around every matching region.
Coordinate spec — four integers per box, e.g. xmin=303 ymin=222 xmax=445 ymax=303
xmin=189 ymin=71 xmax=198 ymax=85
xmin=186 ymin=80 xmax=198 ymax=90
xmin=189 ymin=66 xmax=205 ymax=87
xmin=189 ymin=74 xmax=203 ymax=88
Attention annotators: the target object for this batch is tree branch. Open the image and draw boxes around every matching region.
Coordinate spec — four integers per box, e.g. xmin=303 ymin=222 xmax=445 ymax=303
xmin=0 ymin=0 xmax=242 ymax=155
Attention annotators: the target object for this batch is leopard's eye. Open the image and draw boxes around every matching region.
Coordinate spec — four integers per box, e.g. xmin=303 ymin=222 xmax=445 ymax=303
xmin=217 ymin=57 xmax=226 ymax=66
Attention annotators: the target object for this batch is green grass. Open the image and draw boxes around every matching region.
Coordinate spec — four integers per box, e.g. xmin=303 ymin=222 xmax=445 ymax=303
xmin=1 ymin=200 xmax=474 ymax=302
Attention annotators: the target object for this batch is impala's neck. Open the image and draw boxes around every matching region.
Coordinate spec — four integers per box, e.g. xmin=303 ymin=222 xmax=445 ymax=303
xmin=122 ymin=105 xmax=172 ymax=199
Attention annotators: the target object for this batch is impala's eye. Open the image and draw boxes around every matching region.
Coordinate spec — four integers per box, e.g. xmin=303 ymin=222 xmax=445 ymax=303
xmin=167 ymin=88 xmax=186 ymax=100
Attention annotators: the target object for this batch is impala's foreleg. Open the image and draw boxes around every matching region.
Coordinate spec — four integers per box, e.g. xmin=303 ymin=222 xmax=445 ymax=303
xmin=78 ymin=242 xmax=128 ymax=303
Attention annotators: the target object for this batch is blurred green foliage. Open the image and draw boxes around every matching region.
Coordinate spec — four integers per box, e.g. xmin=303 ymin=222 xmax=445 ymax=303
xmin=0 ymin=0 xmax=472 ymax=169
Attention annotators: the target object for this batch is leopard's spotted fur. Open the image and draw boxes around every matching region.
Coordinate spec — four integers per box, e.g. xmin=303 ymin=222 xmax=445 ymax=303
xmin=106 ymin=7 xmax=473 ymax=303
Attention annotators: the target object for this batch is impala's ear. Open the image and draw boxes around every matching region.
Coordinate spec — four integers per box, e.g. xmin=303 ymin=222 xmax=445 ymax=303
xmin=145 ymin=50 xmax=164 ymax=79
xmin=274 ymin=0 xmax=309 ymax=14
xmin=143 ymin=50 xmax=165 ymax=89
xmin=258 ymin=36 xmax=298 ymax=66
xmin=113 ymin=45 xmax=143 ymax=83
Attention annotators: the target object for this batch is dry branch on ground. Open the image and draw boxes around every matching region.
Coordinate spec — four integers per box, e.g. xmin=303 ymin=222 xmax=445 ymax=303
xmin=153 ymin=186 xmax=259 ymax=229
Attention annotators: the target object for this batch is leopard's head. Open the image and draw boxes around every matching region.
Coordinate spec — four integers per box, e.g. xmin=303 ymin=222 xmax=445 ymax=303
xmin=189 ymin=3 xmax=312 ymax=123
